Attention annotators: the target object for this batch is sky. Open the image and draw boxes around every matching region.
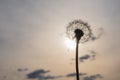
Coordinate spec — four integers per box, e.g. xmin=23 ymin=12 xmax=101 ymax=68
xmin=0 ymin=0 xmax=120 ymax=80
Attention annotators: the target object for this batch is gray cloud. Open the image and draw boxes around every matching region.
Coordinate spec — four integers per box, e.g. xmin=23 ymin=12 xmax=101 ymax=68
xmin=17 ymin=68 xmax=28 ymax=72
xmin=27 ymin=69 xmax=50 ymax=79
xmin=66 ymin=72 xmax=103 ymax=80
xmin=66 ymin=72 xmax=87 ymax=77
xmin=27 ymin=69 xmax=103 ymax=80
xmin=90 ymin=28 xmax=104 ymax=41
xmin=83 ymin=74 xmax=103 ymax=80
xmin=43 ymin=75 xmax=63 ymax=79
xmin=80 ymin=54 xmax=91 ymax=62
xmin=89 ymin=50 xmax=97 ymax=60
xmin=27 ymin=69 xmax=62 ymax=80
xmin=71 ymin=50 xmax=97 ymax=63
xmin=79 ymin=52 xmax=97 ymax=62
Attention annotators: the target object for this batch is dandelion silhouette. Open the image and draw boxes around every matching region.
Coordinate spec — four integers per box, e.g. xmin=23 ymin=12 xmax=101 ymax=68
xmin=66 ymin=19 xmax=91 ymax=80
xmin=66 ymin=20 xmax=91 ymax=43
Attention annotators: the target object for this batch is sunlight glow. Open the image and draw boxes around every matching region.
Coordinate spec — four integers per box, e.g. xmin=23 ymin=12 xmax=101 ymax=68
xmin=64 ymin=37 xmax=76 ymax=50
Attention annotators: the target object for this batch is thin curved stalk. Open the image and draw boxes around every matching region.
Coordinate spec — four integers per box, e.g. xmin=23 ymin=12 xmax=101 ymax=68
xmin=76 ymin=40 xmax=79 ymax=80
